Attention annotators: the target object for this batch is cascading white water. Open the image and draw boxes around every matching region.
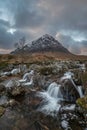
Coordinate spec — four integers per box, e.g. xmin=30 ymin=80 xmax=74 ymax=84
xmin=23 ymin=70 xmax=34 ymax=80
xmin=47 ymin=82 xmax=62 ymax=99
xmin=61 ymin=71 xmax=74 ymax=81
xmin=19 ymin=70 xmax=34 ymax=86
xmin=70 ymin=78 xmax=78 ymax=92
xmin=11 ymin=68 xmax=20 ymax=75
xmin=61 ymin=71 xmax=84 ymax=98
xmin=37 ymin=82 xmax=63 ymax=116
xmin=70 ymin=78 xmax=84 ymax=98
xmin=37 ymin=72 xmax=84 ymax=116
xmin=22 ymin=78 xmax=33 ymax=86
xmin=38 ymin=93 xmax=61 ymax=116
xmin=77 ymin=86 xmax=84 ymax=98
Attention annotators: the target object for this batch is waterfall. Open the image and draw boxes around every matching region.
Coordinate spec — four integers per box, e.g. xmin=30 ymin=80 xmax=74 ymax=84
xmin=37 ymin=72 xmax=84 ymax=116
xmin=70 ymin=78 xmax=79 ymax=93
xmin=70 ymin=78 xmax=84 ymax=98
xmin=47 ymin=82 xmax=62 ymax=99
xmin=11 ymin=68 xmax=20 ymax=75
xmin=37 ymin=82 xmax=63 ymax=116
xmin=61 ymin=72 xmax=82 ymax=98
xmin=22 ymin=77 xmax=33 ymax=87
xmin=23 ymin=70 xmax=34 ymax=80
xmin=61 ymin=71 xmax=74 ymax=81
xmin=19 ymin=70 xmax=34 ymax=85
xmin=77 ymin=86 xmax=84 ymax=98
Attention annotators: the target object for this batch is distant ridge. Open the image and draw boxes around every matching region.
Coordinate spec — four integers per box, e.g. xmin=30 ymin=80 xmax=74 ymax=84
xmin=11 ymin=34 xmax=71 ymax=54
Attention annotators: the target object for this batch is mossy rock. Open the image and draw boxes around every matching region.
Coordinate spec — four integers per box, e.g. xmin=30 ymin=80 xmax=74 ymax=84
xmin=81 ymin=72 xmax=87 ymax=85
xmin=0 ymin=106 xmax=5 ymax=117
xmin=76 ymin=96 xmax=87 ymax=110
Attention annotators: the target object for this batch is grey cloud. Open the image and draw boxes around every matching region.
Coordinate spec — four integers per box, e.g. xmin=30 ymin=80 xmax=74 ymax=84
xmin=0 ymin=19 xmax=12 ymax=49
xmin=0 ymin=26 xmax=13 ymax=49
xmin=0 ymin=11 xmax=2 ymax=15
xmin=38 ymin=0 xmax=87 ymax=36
xmin=14 ymin=9 xmax=44 ymax=29
xmin=81 ymin=41 xmax=87 ymax=47
xmin=56 ymin=33 xmax=87 ymax=55
xmin=0 ymin=19 xmax=10 ymax=28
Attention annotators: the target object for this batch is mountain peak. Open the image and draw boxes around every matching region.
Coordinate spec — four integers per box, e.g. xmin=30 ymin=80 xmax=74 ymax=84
xmin=31 ymin=34 xmax=61 ymax=46
xmin=11 ymin=34 xmax=70 ymax=54
xmin=42 ymin=34 xmax=54 ymax=38
xmin=40 ymin=34 xmax=58 ymax=43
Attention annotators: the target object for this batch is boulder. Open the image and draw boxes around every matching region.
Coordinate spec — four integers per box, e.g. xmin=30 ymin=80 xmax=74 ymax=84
xmin=6 ymin=85 xmax=25 ymax=97
xmin=60 ymin=79 xmax=80 ymax=102
xmin=6 ymin=79 xmax=20 ymax=88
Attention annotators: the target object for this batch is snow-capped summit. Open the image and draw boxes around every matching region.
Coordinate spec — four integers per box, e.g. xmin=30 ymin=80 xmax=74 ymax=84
xmin=11 ymin=34 xmax=70 ymax=54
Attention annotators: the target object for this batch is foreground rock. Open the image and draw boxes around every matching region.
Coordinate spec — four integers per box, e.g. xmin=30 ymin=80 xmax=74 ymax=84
xmin=76 ymin=96 xmax=87 ymax=109
xmin=0 ymin=106 xmax=5 ymax=117
xmin=76 ymin=96 xmax=87 ymax=111
xmin=60 ymin=79 xmax=80 ymax=102
xmin=76 ymin=95 xmax=87 ymax=120
xmin=0 ymin=84 xmax=6 ymax=93
xmin=6 ymin=85 xmax=26 ymax=97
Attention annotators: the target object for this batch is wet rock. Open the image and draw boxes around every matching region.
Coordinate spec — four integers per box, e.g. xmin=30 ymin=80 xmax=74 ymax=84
xmin=6 ymin=85 xmax=25 ymax=97
xmin=60 ymin=79 xmax=80 ymax=102
xmin=0 ymin=106 xmax=5 ymax=117
xmin=6 ymin=99 xmax=18 ymax=107
xmin=0 ymin=77 xmax=4 ymax=83
xmin=0 ymin=84 xmax=6 ymax=93
xmin=69 ymin=119 xmax=82 ymax=130
xmin=5 ymin=79 xmax=20 ymax=88
xmin=34 ymin=74 xmax=53 ymax=89
xmin=0 ymin=95 xmax=8 ymax=107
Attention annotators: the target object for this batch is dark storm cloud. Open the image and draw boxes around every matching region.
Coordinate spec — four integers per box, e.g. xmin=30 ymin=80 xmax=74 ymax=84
xmin=1 ymin=0 xmax=44 ymax=29
xmin=0 ymin=19 xmax=10 ymax=28
xmin=0 ymin=26 xmax=13 ymax=49
xmin=0 ymin=19 xmax=15 ymax=49
xmin=40 ymin=0 xmax=87 ymax=30
xmin=0 ymin=0 xmax=45 ymax=51
xmin=14 ymin=8 xmax=44 ymax=28
xmin=81 ymin=41 xmax=87 ymax=47
xmin=56 ymin=33 xmax=82 ymax=54
xmin=0 ymin=0 xmax=87 ymax=54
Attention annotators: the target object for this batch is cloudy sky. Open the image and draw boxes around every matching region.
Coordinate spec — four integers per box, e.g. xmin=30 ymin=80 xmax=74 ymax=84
xmin=0 ymin=0 xmax=87 ymax=55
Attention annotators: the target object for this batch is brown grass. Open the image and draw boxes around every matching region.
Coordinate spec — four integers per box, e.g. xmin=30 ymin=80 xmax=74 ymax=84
xmin=0 ymin=52 xmax=87 ymax=64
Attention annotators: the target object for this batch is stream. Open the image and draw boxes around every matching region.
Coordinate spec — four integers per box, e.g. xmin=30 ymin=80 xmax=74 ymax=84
xmin=0 ymin=68 xmax=87 ymax=130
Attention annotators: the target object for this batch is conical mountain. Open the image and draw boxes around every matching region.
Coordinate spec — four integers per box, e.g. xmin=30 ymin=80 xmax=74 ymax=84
xmin=11 ymin=34 xmax=70 ymax=54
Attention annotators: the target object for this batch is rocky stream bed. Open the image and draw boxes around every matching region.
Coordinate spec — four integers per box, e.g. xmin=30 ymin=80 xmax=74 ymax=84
xmin=0 ymin=61 xmax=87 ymax=130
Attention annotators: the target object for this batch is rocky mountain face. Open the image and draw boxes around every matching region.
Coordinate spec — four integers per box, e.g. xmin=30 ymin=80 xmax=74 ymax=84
xmin=12 ymin=34 xmax=70 ymax=54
